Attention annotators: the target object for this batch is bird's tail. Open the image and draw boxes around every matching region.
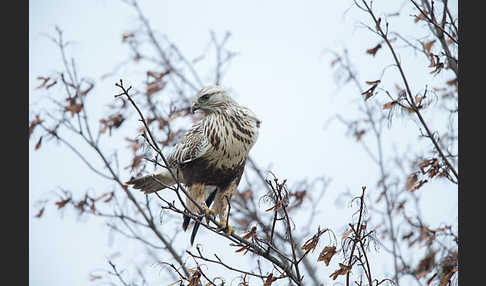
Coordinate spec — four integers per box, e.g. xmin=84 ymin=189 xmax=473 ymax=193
xmin=125 ymin=169 xmax=180 ymax=194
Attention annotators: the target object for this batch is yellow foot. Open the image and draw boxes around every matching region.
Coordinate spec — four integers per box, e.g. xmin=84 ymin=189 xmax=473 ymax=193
xmin=217 ymin=222 xmax=234 ymax=236
xmin=203 ymin=207 xmax=216 ymax=223
xmin=225 ymin=225 xmax=234 ymax=236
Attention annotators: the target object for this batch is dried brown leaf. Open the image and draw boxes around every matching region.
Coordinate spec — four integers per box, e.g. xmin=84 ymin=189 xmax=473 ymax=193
xmin=405 ymin=173 xmax=418 ymax=191
xmin=265 ymin=199 xmax=282 ymax=212
xmin=383 ymin=101 xmax=396 ymax=110
xmin=430 ymin=62 xmax=444 ymax=75
xmin=405 ymin=106 xmax=415 ymax=113
xmin=127 ymin=155 xmax=143 ymax=172
xmin=375 ymin=191 xmax=385 ymax=204
xmin=187 ymin=270 xmax=201 ymax=286
xmin=89 ymin=274 xmax=102 ymax=281
xmin=342 ymin=228 xmax=353 ymax=241
xmin=355 ymin=130 xmax=366 ymax=141
xmin=240 ymin=274 xmax=249 ymax=286
xmin=395 ymin=84 xmax=406 ymax=96
xmin=35 ymin=207 xmax=45 ymax=218
xmin=80 ymin=82 xmax=94 ymax=96
xmin=45 ymin=80 xmax=57 ymax=89
xmin=146 ymin=71 xmax=157 ymax=78
xmin=147 ymin=70 xmax=171 ymax=80
xmin=415 ymin=252 xmax=436 ymax=279
xmin=366 ymin=43 xmax=382 ymax=56
xmin=317 ymin=246 xmax=337 ymax=266
xmin=243 ymin=226 xmax=257 ymax=240
xmin=426 ymin=160 xmax=440 ymax=179
xmin=419 ymin=159 xmax=432 ymax=173
xmin=361 ymin=83 xmax=379 ymax=101
xmin=423 ymin=40 xmax=436 ymax=55
xmin=428 ymin=54 xmax=436 ymax=67
xmin=330 ymin=57 xmax=341 ymax=67
xmin=365 ymin=79 xmax=381 ymax=85
xmin=192 ymin=55 xmax=205 ymax=64
xmin=414 ymin=12 xmax=427 ymax=23
xmin=65 ymin=103 xmax=83 ymax=117
xmin=146 ymin=77 xmax=167 ymax=95
xmin=241 ymin=189 xmax=253 ymax=200
xmin=29 ymin=116 xmax=43 ymax=139
xmin=363 ymin=90 xmax=374 ymax=101
xmin=235 ymin=244 xmax=251 ymax=255
xmin=411 ymin=179 xmax=428 ymax=192
xmin=99 ymin=114 xmax=125 ymax=136
xmin=55 ymin=198 xmax=71 ymax=209
xmin=104 ymin=192 xmax=115 ymax=203
xmin=329 ymin=263 xmax=351 ymax=280
xmin=263 ymin=273 xmax=277 ymax=286
xmin=36 ymin=76 xmax=51 ymax=89
xmin=301 ymin=233 xmax=319 ymax=252
xmin=35 ymin=136 xmax=43 ymax=150
xmin=93 ymin=192 xmax=110 ymax=202
xmin=125 ymin=138 xmax=140 ymax=153
xmin=121 ymin=32 xmax=134 ymax=42
xmin=415 ymin=95 xmax=425 ymax=106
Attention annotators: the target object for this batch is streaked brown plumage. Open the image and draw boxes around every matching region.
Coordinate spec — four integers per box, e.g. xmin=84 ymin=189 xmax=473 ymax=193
xmin=126 ymin=85 xmax=261 ymax=244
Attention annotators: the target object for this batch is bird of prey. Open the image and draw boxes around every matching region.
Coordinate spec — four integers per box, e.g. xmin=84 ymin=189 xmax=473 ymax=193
xmin=126 ymin=85 xmax=261 ymax=245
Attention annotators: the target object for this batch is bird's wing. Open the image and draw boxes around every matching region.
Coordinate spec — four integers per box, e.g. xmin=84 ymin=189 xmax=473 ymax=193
xmin=167 ymin=121 xmax=211 ymax=165
xmin=126 ymin=120 xmax=209 ymax=193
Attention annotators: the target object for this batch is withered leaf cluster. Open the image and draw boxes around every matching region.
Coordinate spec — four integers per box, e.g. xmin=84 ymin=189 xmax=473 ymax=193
xmin=64 ymin=97 xmax=83 ymax=117
xmin=48 ymin=190 xmax=115 ymax=216
xmin=361 ymin=79 xmax=380 ymax=101
xmin=186 ymin=270 xmax=201 ymax=286
xmin=414 ymin=251 xmax=436 ymax=279
xmin=146 ymin=70 xmax=171 ymax=96
xmin=36 ymin=76 xmax=57 ymax=89
xmin=99 ymin=113 xmax=125 ymax=136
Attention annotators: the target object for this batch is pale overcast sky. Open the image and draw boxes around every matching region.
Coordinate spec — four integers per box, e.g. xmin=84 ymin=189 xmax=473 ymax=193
xmin=29 ymin=1 xmax=457 ymax=285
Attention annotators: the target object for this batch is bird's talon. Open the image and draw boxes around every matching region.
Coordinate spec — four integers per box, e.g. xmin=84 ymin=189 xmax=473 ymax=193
xmin=203 ymin=208 xmax=216 ymax=223
xmin=225 ymin=225 xmax=234 ymax=236
xmin=204 ymin=208 xmax=216 ymax=216
xmin=217 ymin=223 xmax=234 ymax=236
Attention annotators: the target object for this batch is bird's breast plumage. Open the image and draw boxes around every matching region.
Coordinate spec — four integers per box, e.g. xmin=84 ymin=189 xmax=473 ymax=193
xmin=165 ymin=99 xmax=260 ymax=189
xmin=203 ymin=105 xmax=259 ymax=170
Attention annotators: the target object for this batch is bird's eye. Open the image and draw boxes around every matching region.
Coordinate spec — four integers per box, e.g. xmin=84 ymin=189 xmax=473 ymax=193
xmin=199 ymin=94 xmax=210 ymax=102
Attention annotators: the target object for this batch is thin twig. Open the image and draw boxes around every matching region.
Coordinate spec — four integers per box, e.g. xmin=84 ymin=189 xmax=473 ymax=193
xmin=360 ymin=0 xmax=458 ymax=182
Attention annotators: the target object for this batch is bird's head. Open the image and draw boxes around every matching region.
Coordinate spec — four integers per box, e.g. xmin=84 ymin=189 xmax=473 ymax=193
xmin=191 ymin=85 xmax=232 ymax=114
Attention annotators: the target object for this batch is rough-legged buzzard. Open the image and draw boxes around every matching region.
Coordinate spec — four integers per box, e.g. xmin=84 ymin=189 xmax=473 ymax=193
xmin=126 ymin=85 xmax=261 ymax=244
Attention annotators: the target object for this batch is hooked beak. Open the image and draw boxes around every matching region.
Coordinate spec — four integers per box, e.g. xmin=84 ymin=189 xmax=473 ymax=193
xmin=190 ymin=101 xmax=200 ymax=113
